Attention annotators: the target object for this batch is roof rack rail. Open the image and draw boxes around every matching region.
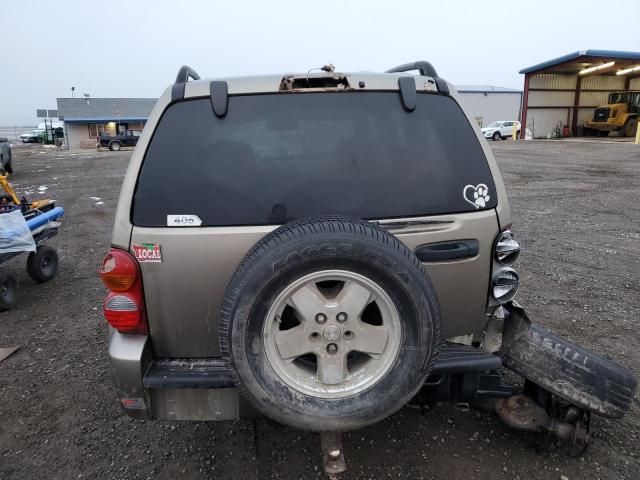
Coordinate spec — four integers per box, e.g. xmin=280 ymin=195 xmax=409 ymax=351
xmin=385 ymin=61 xmax=450 ymax=94
xmin=172 ymin=65 xmax=201 ymax=102
xmin=175 ymin=65 xmax=201 ymax=84
xmin=386 ymin=61 xmax=438 ymax=78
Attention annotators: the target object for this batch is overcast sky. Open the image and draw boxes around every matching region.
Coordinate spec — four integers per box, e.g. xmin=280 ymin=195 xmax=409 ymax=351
xmin=2 ymin=0 xmax=638 ymax=125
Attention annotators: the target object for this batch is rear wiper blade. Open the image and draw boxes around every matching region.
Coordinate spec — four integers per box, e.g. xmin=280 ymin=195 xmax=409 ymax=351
xmin=370 ymin=219 xmax=454 ymax=229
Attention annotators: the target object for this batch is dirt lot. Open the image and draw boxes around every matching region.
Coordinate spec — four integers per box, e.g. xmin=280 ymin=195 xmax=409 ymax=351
xmin=0 ymin=141 xmax=638 ymax=479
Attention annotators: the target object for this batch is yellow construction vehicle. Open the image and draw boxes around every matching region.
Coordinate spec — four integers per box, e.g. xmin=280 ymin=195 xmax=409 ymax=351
xmin=584 ymin=91 xmax=640 ymax=137
xmin=0 ymin=172 xmax=53 ymax=212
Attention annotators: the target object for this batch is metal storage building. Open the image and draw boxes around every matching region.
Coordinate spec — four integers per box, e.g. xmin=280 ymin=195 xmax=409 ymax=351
xmin=456 ymin=86 xmax=523 ymax=128
xmin=519 ymin=50 xmax=640 ymax=139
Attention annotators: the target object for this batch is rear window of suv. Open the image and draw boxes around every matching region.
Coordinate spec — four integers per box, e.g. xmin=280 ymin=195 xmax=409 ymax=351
xmin=132 ymin=92 xmax=497 ymax=227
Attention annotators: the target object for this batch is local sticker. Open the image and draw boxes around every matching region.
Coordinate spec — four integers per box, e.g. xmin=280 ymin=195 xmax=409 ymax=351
xmin=132 ymin=243 xmax=162 ymax=263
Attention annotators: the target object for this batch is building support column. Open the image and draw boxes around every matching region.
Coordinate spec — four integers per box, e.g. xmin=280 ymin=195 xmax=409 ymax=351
xmin=571 ymin=75 xmax=582 ymax=136
xmin=520 ymin=74 xmax=530 ymax=139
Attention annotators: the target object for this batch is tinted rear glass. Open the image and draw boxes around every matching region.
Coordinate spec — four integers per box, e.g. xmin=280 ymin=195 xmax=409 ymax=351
xmin=133 ymin=92 xmax=497 ymax=227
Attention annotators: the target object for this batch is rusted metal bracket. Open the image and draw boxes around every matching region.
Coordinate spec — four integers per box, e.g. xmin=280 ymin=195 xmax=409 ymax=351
xmin=499 ymin=301 xmax=531 ymax=356
xmin=495 ymin=393 xmax=591 ymax=456
xmin=320 ymin=431 xmax=347 ymax=478
xmin=495 ymin=394 xmax=549 ymax=431
xmin=568 ymin=410 xmax=591 ymax=457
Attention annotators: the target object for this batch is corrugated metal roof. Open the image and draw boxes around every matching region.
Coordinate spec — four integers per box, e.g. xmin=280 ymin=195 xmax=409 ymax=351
xmin=56 ymin=98 xmax=157 ymax=121
xmin=520 ymin=50 xmax=640 ymax=74
xmin=456 ymin=85 xmax=521 ymax=93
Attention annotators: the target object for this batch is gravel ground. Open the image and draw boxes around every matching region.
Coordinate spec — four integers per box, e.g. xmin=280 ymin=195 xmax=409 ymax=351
xmin=0 ymin=141 xmax=638 ymax=479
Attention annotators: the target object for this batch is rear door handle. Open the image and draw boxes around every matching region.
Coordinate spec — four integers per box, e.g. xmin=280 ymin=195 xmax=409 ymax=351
xmin=415 ymin=239 xmax=479 ymax=262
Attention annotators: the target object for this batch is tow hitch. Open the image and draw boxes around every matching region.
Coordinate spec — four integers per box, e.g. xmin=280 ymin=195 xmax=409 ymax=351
xmin=320 ymin=432 xmax=347 ymax=478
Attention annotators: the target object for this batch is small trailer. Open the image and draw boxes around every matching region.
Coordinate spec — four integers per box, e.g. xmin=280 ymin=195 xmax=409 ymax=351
xmin=0 ymin=172 xmax=64 ymax=311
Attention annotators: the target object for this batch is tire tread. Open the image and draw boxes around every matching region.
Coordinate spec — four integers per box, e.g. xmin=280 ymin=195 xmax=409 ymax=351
xmin=504 ymin=324 xmax=637 ymax=418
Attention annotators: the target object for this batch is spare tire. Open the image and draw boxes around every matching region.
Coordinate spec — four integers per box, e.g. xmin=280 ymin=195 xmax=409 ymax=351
xmin=220 ymin=216 xmax=441 ymax=431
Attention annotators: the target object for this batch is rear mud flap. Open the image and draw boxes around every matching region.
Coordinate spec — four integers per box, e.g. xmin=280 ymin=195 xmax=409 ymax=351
xmin=501 ymin=303 xmax=637 ymax=419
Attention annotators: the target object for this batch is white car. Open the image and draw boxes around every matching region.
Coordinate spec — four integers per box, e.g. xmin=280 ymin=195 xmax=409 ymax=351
xmin=20 ymin=130 xmax=44 ymax=143
xmin=481 ymin=121 xmax=521 ymax=141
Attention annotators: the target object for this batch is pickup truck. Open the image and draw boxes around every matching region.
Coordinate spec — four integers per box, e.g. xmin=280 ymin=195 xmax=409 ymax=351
xmin=98 ymin=130 xmax=141 ymax=151
xmin=0 ymin=137 xmax=12 ymax=173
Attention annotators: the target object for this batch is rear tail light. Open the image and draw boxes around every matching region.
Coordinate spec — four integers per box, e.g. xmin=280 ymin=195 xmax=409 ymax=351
xmin=490 ymin=229 xmax=520 ymax=305
xmin=101 ymin=251 xmax=137 ymax=291
xmin=495 ymin=230 xmax=520 ymax=265
xmin=492 ymin=268 xmax=520 ymax=303
xmin=100 ymin=249 xmax=148 ymax=334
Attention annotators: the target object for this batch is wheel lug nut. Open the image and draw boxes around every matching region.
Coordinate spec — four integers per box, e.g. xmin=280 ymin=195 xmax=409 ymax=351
xmin=336 ymin=312 xmax=348 ymax=323
xmin=326 ymin=343 xmax=338 ymax=354
xmin=315 ymin=313 xmax=327 ymax=324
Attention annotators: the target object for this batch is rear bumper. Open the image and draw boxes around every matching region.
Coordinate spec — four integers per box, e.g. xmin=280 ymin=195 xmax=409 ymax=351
xmin=141 ymin=343 xmax=502 ymax=388
xmin=109 ymin=331 xmax=246 ymax=420
xmin=143 ymin=358 xmax=234 ymax=389
xmin=108 ymin=303 xmax=637 ymax=422
xmin=108 ymin=331 xmax=503 ymax=421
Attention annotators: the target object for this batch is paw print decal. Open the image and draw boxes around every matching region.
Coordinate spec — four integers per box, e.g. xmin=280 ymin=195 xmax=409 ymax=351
xmin=463 ymin=184 xmax=491 ymax=209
